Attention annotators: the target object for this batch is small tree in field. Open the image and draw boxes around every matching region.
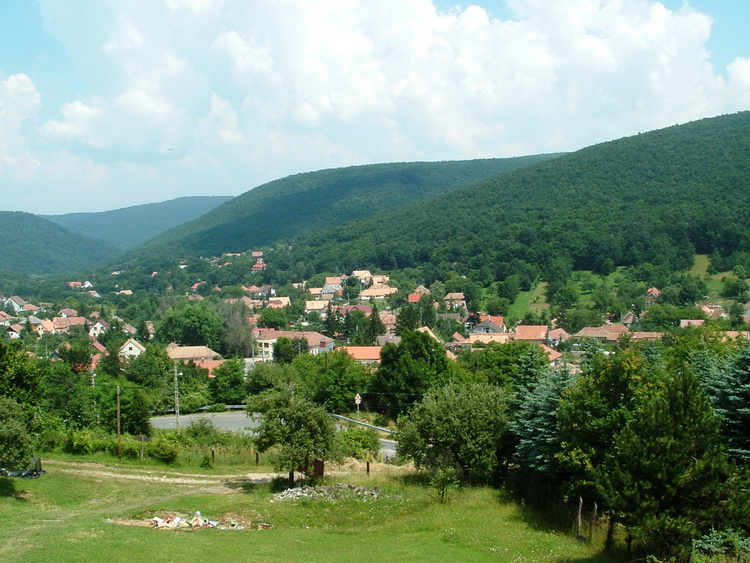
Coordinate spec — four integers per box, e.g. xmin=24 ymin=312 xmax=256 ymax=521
xmin=249 ymin=389 xmax=336 ymax=486
xmin=397 ymin=383 xmax=509 ymax=485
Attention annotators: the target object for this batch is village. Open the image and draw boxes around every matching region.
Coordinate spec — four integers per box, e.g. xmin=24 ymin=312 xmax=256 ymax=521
xmin=3 ymin=247 xmax=747 ymax=385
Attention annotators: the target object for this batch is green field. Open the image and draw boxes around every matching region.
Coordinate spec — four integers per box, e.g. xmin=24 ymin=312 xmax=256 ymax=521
xmin=1 ymin=459 xmax=618 ymax=563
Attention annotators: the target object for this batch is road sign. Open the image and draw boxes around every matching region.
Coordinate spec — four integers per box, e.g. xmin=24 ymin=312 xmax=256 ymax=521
xmin=354 ymin=393 xmax=362 ymax=405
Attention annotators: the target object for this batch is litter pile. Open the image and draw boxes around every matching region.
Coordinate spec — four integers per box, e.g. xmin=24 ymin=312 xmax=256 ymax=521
xmin=151 ymin=512 xmax=272 ymax=531
xmin=273 ymin=483 xmax=383 ymax=502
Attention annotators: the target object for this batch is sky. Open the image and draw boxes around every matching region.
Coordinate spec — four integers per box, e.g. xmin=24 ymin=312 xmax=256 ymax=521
xmin=1 ymin=0 xmax=749 ymax=215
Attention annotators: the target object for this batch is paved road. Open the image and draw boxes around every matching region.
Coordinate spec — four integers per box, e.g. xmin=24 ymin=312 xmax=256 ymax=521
xmin=151 ymin=411 xmax=258 ymax=432
xmin=150 ymin=411 xmax=397 ymax=459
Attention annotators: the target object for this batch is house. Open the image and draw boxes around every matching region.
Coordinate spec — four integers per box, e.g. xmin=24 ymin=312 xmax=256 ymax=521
xmin=305 ymin=300 xmax=331 ymax=315
xmin=698 ymin=302 xmax=727 ymax=321
xmin=379 ymin=311 xmax=397 ymax=334
xmin=194 ymin=359 xmax=225 ymax=378
xmin=470 ymin=315 xmax=506 ymax=334
xmin=338 ymin=346 xmax=382 ymax=365
xmin=89 ymin=320 xmax=110 ymax=339
xmin=166 ymin=342 xmax=222 ymax=362
xmin=547 ymin=328 xmax=571 ymax=346
xmin=358 ymin=285 xmax=398 ymax=302
xmin=444 ymin=292 xmax=467 ymax=311
xmin=680 ymin=319 xmax=705 ymax=328
xmin=35 ymin=319 xmax=56 ymax=336
xmin=52 ymin=316 xmax=87 ymax=333
xmin=267 ymin=296 xmax=291 ymax=308
xmin=621 ymin=311 xmax=637 ymax=327
xmin=0 ymin=310 xmax=14 ymax=326
xmin=253 ymin=329 xmax=334 ymax=362
xmin=539 ymin=344 xmax=563 ymax=364
xmin=58 ymin=308 xmax=79 ymax=318
xmin=6 ymin=324 xmax=23 ymax=339
xmin=4 ymin=296 xmax=27 ymax=314
xmin=513 ymin=325 xmax=549 ymax=343
xmin=352 ymin=270 xmax=373 ymax=285
xmin=573 ymin=323 xmax=630 ymax=342
xmin=467 ymin=333 xmax=514 ymax=346
xmin=119 ymin=338 xmax=146 ymax=359
xmin=645 ymin=287 xmax=661 ymax=306
xmin=337 ymin=304 xmax=373 ymax=317
xmin=321 ymin=283 xmax=343 ymax=300
xmin=630 ymin=331 xmax=664 ymax=341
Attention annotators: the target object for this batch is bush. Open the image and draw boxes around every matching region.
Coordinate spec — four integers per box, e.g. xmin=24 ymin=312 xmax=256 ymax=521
xmin=36 ymin=430 xmax=67 ymax=453
xmin=64 ymin=429 xmax=99 ymax=455
xmin=147 ymin=438 xmax=179 ymax=464
xmin=338 ymin=427 xmax=380 ymax=460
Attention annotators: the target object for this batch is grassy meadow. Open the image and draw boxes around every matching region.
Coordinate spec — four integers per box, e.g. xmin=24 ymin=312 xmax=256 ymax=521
xmin=0 ymin=458 xmax=620 ymax=563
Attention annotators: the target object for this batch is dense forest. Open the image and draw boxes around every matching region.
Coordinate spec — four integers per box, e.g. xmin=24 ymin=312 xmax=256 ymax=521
xmin=43 ymin=196 xmax=233 ymax=250
xmin=121 ymin=155 xmax=561 ymax=266
xmin=0 ymin=212 xmax=121 ymax=274
xmin=273 ymin=111 xmax=750 ymax=285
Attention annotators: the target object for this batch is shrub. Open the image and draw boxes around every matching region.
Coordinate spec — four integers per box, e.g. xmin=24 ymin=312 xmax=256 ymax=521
xmin=64 ymin=429 xmax=98 ymax=455
xmin=338 ymin=427 xmax=380 ymax=460
xmin=36 ymin=430 xmax=67 ymax=453
xmin=147 ymin=438 xmax=179 ymax=464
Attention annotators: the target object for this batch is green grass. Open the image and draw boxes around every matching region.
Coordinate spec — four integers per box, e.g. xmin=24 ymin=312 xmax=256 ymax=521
xmin=0 ymin=460 xmax=619 ymax=563
xmin=508 ymin=283 xmax=549 ymax=321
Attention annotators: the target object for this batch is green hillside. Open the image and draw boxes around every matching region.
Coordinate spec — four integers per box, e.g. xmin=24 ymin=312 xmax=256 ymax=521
xmin=276 ymin=111 xmax=750 ymax=282
xmin=43 ymin=196 xmax=233 ymax=250
xmin=0 ymin=212 xmax=122 ymax=275
xmin=123 ymin=155 xmax=561 ymax=265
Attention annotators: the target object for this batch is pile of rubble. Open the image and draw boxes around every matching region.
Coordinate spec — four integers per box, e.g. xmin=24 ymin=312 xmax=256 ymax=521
xmin=273 ymin=483 xmax=383 ymax=502
xmin=150 ymin=511 xmax=272 ymax=531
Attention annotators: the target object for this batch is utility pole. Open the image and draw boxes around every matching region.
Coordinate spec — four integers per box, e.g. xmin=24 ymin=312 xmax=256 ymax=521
xmin=174 ymin=364 xmax=181 ymax=429
xmin=116 ymin=384 xmax=122 ymax=458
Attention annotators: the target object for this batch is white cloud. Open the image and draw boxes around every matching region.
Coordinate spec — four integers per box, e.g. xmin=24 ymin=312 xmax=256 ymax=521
xmin=3 ymin=0 xmax=749 ymax=213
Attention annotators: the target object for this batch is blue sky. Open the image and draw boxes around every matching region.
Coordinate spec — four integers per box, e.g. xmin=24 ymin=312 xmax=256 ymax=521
xmin=1 ymin=0 xmax=749 ymax=214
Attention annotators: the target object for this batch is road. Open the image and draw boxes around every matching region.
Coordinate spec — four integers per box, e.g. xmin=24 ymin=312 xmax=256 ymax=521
xmin=151 ymin=411 xmax=258 ymax=432
xmin=150 ymin=411 xmax=397 ymax=459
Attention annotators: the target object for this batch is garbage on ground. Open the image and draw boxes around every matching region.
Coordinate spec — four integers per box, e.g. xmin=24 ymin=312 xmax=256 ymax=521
xmin=150 ymin=511 xmax=272 ymax=531
xmin=273 ymin=483 xmax=383 ymax=502
xmin=0 ymin=457 xmax=45 ymax=479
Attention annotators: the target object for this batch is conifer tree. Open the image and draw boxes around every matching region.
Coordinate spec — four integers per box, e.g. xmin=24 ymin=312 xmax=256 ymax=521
xmin=596 ymin=370 xmax=747 ymax=559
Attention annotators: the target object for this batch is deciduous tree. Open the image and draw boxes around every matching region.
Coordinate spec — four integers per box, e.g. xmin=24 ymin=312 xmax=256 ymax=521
xmin=397 ymin=383 xmax=509 ymax=485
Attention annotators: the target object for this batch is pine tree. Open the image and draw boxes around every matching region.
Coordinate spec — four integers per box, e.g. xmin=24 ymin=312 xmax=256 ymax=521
xmin=365 ymin=304 xmax=386 ymax=344
xmin=596 ymin=370 xmax=745 ymax=559
xmin=724 ymin=344 xmax=750 ymax=461
xmin=514 ymin=366 xmax=577 ymax=477
xmin=395 ymin=304 xmax=420 ymax=335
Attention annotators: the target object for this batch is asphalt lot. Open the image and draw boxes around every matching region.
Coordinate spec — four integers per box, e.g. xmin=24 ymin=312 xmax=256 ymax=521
xmin=150 ymin=411 xmax=397 ymax=458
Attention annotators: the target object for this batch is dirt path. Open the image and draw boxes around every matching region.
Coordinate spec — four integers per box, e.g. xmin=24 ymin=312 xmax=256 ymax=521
xmin=42 ymin=459 xmax=281 ymax=487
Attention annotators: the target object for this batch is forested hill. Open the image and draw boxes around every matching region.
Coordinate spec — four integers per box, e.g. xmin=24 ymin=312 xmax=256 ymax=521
xmin=121 ymin=155 xmax=561 ymax=265
xmin=0 ymin=212 xmax=122 ymax=275
xmin=42 ymin=196 xmax=234 ymax=250
xmin=280 ymin=111 xmax=750 ymax=281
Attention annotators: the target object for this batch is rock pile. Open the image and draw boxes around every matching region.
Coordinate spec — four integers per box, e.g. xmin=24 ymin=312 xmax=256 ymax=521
xmin=273 ymin=483 xmax=383 ymax=502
